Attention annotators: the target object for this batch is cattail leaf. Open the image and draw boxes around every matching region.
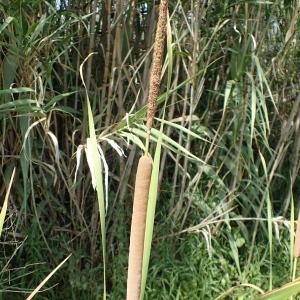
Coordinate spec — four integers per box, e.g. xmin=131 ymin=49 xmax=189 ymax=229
xmin=0 ymin=99 xmax=40 ymax=113
xmin=3 ymin=54 xmax=18 ymax=89
xmin=0 ymin=87 xmax=33 ymax=95
xmin=44 ymin=91 xmax=77 ymax=109
xmin=85 ymin=138 xmax=96 ymax=189
xmin=259 ymin=151 xmax=273 ymax=290
xmin=26 ymin=254 xmax=71 ymax=300
xmin=246 ymin=72 xmax=257 ymax=143
xmin=252 ymin=55 xmax=277 ymax=112
xmin=140 ymin=124 xmax=163 ymax=300
xmin=290 ymin=191 xmax=295 ymax=276
xmin=215 ymin=283 xmax=264 ymax=300
xmin=102 ymin=138 xmax=125 ymax=157
xmin=0 ymin=16 xmax=14 ymax=34
xmin=47 ymin=131 xmax=60 ymax=164
xmin=97 ymin=145 xmax=109 ymax=212
xmin=255 ymin=279 xmax=300 ymax=300
xmin=120 ymin=131 xmax=146 ymax=152
xmin=155 ymin=117 xmax=212 ymax=143
xmin=223 ymin=80 xmax=235 ymax=116
xmin=74 ymin=145 xmax=83 ymax=184
xmin=80 ymin=53 xmax=106 ymax=299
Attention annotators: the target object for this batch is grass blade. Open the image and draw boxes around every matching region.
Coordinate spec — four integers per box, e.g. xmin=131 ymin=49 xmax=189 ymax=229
xmin=0 ymin=168 xmax=15 ymax=237
xmin=26 ymin=254 xmax=71 ymax=300
xmin=255 ymin=279 xmax=300 ymax=300
xmin=0 ymin=16 xmax=14 ymax=34
xmin=259 ymin=151 xmax=273 ymax=290
xmin=140 ymin=126 xmax=163 ymax=300
xmin=80 ymin=53 xmax=106 ymax=298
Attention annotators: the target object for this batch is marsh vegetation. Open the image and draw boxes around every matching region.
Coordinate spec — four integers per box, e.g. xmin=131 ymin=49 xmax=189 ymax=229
xmin=0 ymin=0 xmax=300 ymax=299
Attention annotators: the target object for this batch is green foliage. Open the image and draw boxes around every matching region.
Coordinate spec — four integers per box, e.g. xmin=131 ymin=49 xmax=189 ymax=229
xmin=0 ymin=0 xmax=299 ymax=299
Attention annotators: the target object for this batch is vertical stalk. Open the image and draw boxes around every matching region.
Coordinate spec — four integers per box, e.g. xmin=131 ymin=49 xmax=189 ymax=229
xmin=127 ymin=1 xmax=169 ymax=299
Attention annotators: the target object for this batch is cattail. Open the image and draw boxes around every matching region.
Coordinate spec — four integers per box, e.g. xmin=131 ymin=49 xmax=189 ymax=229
xmin=294 ymin=213 xmax=300 ymax=257
xmin=127 ymin=155 xmax=153 ymax=300
xmin=127 ymin=0 xmax=168 ymax=298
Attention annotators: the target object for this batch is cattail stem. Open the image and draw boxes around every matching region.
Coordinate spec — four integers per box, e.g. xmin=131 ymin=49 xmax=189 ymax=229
xmin=144 ymin=129 xmax=151 ymax=156
xmin=127 ymin=156 xmax=153 ymax=300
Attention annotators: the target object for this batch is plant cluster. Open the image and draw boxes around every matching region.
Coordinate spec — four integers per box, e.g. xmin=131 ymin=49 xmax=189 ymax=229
xmin=0 ymin=0 xmax=299 ymax=299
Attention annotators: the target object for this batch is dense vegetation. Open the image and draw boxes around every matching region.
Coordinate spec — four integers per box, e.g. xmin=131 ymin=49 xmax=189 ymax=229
xmin=0 ymin=0 xmax=299 ymax=299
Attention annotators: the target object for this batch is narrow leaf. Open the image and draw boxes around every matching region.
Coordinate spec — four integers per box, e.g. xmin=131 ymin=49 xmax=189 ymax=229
xmin=0 ymin=168 xmax=15 ymax=237
xmin=26 ymin=254 xmax=71 ymax=300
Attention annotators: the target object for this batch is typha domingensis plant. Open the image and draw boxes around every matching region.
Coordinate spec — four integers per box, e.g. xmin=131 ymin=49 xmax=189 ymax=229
xmin=126 ymin=1 xmax=169 ymax=299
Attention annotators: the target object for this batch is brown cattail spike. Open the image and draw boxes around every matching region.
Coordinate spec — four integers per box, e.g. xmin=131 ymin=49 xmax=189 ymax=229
xmin=146 ymin=0 xmax=169 ymax=130
xmin=127 ymin=155 xmax=153 ymax=300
